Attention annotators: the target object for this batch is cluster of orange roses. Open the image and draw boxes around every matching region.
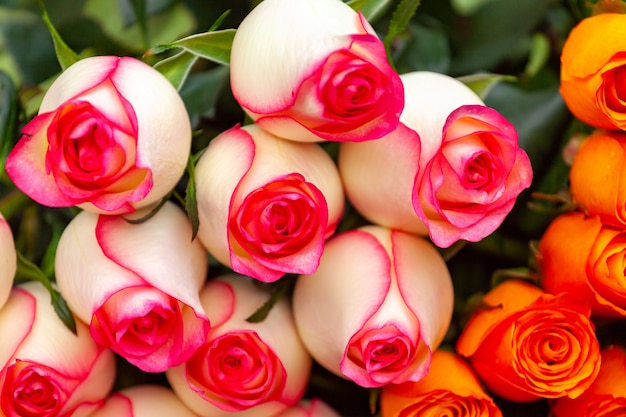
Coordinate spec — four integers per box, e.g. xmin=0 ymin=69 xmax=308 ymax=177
xmin=382 ymin=11 xmax=626 ymax=417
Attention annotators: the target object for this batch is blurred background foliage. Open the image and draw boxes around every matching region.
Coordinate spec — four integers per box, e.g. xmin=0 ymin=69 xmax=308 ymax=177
xmin=0 ymin=0 xmax=613 ymax=416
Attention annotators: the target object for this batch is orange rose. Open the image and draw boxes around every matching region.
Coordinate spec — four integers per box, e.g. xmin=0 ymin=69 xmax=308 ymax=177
xmin=569 ymin=130 xmax=626 ymax=227
xmin=456 ymin=280 xmax=601 ymax=402
xmin=551 ymin=345 xmax=626 ymax=416
xmin=380 ymin=350 xmax=502 ymax=417
xmin=560 ymin=13 xmax=626 ymax=130
xmin=539 ymin=212 xmax=626 ymax=317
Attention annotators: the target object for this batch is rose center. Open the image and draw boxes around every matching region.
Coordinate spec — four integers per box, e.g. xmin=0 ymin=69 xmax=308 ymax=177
xmin=465 ymin=152 xmax=499 ymax=190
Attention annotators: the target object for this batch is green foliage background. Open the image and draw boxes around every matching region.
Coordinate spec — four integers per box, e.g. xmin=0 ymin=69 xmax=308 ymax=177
xmin=0 ymin=0 xmax=621 ymax=416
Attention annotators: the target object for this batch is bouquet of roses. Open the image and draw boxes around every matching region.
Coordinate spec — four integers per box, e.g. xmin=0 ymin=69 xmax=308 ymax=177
xmin=0 ymin=0 xmax=625 ymax=416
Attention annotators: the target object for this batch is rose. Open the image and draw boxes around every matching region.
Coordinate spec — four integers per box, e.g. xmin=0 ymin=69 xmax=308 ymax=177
xmin=292 ymin=225 xmax=453 ymax=388
xmin=456 ymin=279 xmax=601 ymax=402
xmin=0 ymin=282 xmax=115 ymax=417
xmin=272 ymin=400 xmax=342 ymax=417
xmin=87 ymin=385 xmax=200 ymax=417
xmin=339 ymin=71 xmax=532 ymax=248
xmin=569 ymin=130 xmax=626 ymax=228
xmin=230 ymin=0 xmax=403 ymax=142
xmin=167 ymin=274 xmax=311 ymax=417
xmin=5 ymin=56 xmax=191 ymax=214
xmin=195 ymin=124 xmax=344 ymax=282
xmin=380 ymin=350 xmax=502 ymax=417
xmin=414 ymin=104 xmax=532 ymax=247
xmin=539 ymin=212 xmax=626 ymax=317
xmin=551 ymin=345 xmax=626 ymax=417
xmin=560 ymin=13 xmax=626 ymax=131
xmin=0 ymin=213 xmax=16 ymax=310
xmin=339 ymin=71 xmax=484 ymax=237
xmin=54 ymin=201 xmax=209 ymax=372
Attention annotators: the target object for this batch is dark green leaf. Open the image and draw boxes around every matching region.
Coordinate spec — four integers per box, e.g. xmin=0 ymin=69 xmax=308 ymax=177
xmin=451 ymin=0 xmax=497 ymax=15
xmin=16 ymin=251 xmax=77 ymax=334
xmin=129 ymin=0 xmax=149 ymax=50
xmin=84 ymin=0 xmax=195 ymax=53
xmin=0 ymin=71 xmax=18 ymax=180
xmin=208 ymin=9 xmax=231 ymax=31
xmin=346 ymin=0 xmax=395 ymax=22
xmin=524 ymin=33 xmax=550 ymax=79
xmin=38 ymin=0 xmax=79 ymax=70
xmin=0 ymin=7 xmax=60 ymax=85
xmin=123 ymin=196 xmax=169 ymax=224
xmin=185 ymin=154 xmax=199 ymax=241
xmin=457 ymin=73 xmax=517 ymax=100
xmin=245 ymin=277 xmax=295 ymax=323
xmin=393 ymin=20 xmax=451 ymax=74
xmin=153 ymin=50 xmax=198 ymax=90
xmin=383 ymin=0 xmax=421 ymax=57
xmin=449 ymin=0 xmax=559 ymax=75
xmin=179 ymin=65 xmax=229 ymax=126
xmin=145 ymin=29 xmax=235 ymax=65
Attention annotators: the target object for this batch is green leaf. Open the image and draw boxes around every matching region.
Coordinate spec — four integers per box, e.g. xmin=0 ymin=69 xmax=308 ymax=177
xmin=393 ymin=20 xmax=451 ymax=74
xmin=16 ymin=251 xmax=77 ymax=334
xmin=208 ymin=9 xmax=231 ymax=32
xmin=84 ymin=0 xmax=195 ymax=53
xmin=383 ymin=0 xmax=421 ymax=58
xmin=123 ymin=196 xmax=169 ymax=225
xmin=179 ymin=65 xmax=229 ymax=126
xmin=449 ymin=0 xmax=559 ymax=75
xmin=524 ymin=33 xmax=551 ymax=79
xmin=451 ymin=0 xmax=498 ymax=15
xmin=0 ymin=71 xmax=18 ymax=180
xmin=245 ymin=277 xmax=295 ymax=323
xmin=153 ymin=50 xmax=198 ymax=91
xmin=346 ymin=0 xmax=395 ymax=22
xmin=129 ymin=0 xmax=149 ymax=50
xmin=185 ymin=154 xmax=199 ymax=241
xmin=38 ymin=0 xmax=79 ymax=70
xmin=145 ymin=29 xmax=235 ymax=66
xmin=457 ymin=73 xmax=517 ymax=100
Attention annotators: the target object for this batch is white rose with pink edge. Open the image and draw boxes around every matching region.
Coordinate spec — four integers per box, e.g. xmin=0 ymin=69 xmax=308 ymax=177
xmin=230 ymin=0 xmax=404 ymax=143
xmin=167 ymin=274 xmax=312 ymax=417
xmin=6 ymin=56 xmax=191 ymax=215
xmin=0 ymin=281 xmax=115 ymax=417
xmin=0 ymin=212 xmax=16 ymax=310
xmin=195 ymin=124 xmax=344 ymax=283
xmin=293 ymin=225 xmax=454 ymax=388
xmin=54 ymin=201 xmax=209 ymax=373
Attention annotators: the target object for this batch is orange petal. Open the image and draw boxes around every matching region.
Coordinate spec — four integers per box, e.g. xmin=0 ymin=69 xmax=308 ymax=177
xmin=456 ymin=280 xmax=543 ymax=357
xmin=570 ymin=131 xmax=626 ymax=227
xmin=561 ymin=13 xmax=626 ymax=79
xmin=381 ymin=350 xmax=502 ymax=417
xmin=539 ymin=212 xmax=626 ymax=317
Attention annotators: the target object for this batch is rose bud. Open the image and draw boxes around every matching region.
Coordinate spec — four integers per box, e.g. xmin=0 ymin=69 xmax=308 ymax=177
xmin=551 ymin=345 xmax=626 ymax=417
xmin=560 ymin=13 xmax=626 ymax=131
xmin=273 ymin=399 xmax=342 ymax=417
xmin=230 ymin=0 xmax=403 ymax=142
xmin=167 ymin=274 xmax=311 ymax=417
xmin=0 ymin=281 xmax=115 ymax=417
xmin=0 ymin=213 xmax=16 ymax=310
xmin=292 ymin=225 xmax=453 ymax=388
xmin=380 ymin=350 xmax=502 ymax=417
xmin=456 ymin=279 xmax=601 ymax=402
xmin=5 ymin=56 xmax=191 ymax=214
xmin=539 ymin=212 xmax=626 ymax=317
xmin=54 ymin=201 xmax=209 ymax=373
xmin=195 ymin=124 xmax=344 ymax=282
xmin=339 ymin=71 xmax=532 ymax=248
xmin=569 ymin=130 xmax=626 ymax=228
xmin=88 ymin=385 xmax=200 ymax=417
